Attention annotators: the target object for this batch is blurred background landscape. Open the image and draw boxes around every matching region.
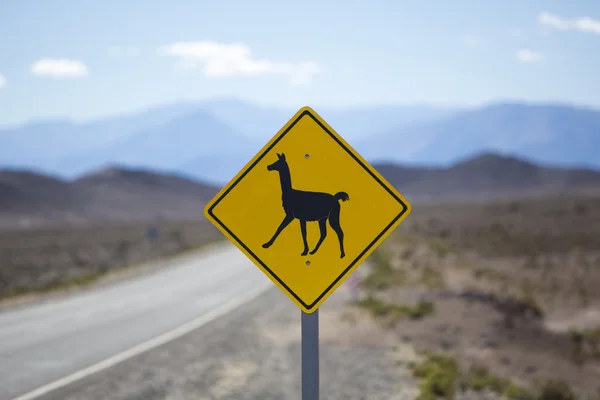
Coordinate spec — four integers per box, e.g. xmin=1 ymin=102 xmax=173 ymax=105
xmin=1 ymin=1 xmax=600 ymax=399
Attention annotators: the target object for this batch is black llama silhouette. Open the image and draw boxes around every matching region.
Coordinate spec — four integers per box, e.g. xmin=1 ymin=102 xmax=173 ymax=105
xmin=261 ymin=153 xmax=350 ymax=258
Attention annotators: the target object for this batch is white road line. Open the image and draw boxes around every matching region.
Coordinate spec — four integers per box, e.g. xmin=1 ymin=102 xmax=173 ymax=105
xmin=10 ymin=282 xmax=272 ymax=400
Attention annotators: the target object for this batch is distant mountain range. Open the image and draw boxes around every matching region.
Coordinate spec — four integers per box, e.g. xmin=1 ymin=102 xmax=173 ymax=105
xmin=2 ymin=152 xmax=600 ymax=229
xmin=1 ymin=98 xmax=599 ymax=185
xmin=357 ymin=103 xmax=600 ymax=169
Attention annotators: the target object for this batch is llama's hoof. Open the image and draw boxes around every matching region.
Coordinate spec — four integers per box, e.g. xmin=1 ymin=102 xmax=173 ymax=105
xmin=340 ymin=253 xmax=345 ymax=258
xmin=262 ymin=243 xmax=271 ymax=248
xmin=301 ymin=251 xmax=308 ymax=256
xmin=309 ymin=250 xmax=317 ymax=255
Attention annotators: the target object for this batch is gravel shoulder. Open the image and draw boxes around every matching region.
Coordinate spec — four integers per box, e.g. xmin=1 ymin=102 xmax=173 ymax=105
xmin=40 ymin=278 xmax=421 ymax=400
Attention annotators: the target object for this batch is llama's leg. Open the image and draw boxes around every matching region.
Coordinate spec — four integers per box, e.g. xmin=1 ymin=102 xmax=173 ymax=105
xmin=309 ymin=218 xmax=327 ymax=255
xmin=328 ymin=208 xmax=345 ymax=258
xmin=262 ymin=213 xmax=294 ymax=248
xmin=300 ymin=219 xmax=309 ymax=256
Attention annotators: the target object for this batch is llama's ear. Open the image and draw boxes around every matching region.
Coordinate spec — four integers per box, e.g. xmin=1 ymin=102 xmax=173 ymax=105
xmin=277 ymin=153 xmax=282 ymax=159
xmin=280 ymin=153 xmax=286 ymax=160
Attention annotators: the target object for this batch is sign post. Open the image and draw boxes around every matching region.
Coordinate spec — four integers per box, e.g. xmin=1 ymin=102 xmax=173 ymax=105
xmin=302 ymin=310 xmax=319 ymax=400
xmin=203 ymin=106 xmax=412 ymax=398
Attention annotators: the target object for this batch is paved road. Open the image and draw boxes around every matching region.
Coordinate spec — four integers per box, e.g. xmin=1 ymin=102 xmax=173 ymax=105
xmin=0 ymin=243 xmax=271 ymax=400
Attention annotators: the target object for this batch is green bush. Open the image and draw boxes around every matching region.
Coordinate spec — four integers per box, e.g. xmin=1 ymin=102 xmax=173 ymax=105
xmin=536 ymin=379 xmax=577 ymax=400
xmin=412 ymin=353 xmax=460 ymax=400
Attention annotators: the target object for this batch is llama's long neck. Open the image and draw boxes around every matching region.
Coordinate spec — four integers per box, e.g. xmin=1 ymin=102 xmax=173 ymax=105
xmin=278 ymin=165 xmax=292 ymax=195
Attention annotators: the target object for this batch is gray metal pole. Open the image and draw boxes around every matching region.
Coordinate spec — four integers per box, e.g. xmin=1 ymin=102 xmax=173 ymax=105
xmin=301 ymin=309 xmax=319 ymax=400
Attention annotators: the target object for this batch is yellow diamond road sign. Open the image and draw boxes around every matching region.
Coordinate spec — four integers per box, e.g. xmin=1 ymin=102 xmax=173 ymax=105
xmin=204 ymin=106 xmax=411 ymax=313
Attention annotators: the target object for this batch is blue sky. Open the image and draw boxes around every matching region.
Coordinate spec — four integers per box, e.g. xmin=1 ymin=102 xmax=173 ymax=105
xmin=0 ymin=0 xmax=599 ymax=126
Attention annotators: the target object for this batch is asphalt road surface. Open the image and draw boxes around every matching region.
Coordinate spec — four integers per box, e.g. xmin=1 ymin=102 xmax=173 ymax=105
xmin=0 ymin=243 xmax=271 ymax=400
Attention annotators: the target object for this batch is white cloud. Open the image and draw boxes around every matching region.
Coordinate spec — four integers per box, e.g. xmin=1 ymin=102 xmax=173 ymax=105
xmin=0 ymin=74 xmax=5 ymax=89
xmin=158 ymin=40 xmax=321 ymax=85
xmin=462 ymin=35 xmax=485 ymax=48
xmin=31 ymin=58 xmax=88 ymax=78
xmin=538 ymin=12 xmax=600 ymax=35
xmin=517 ymin=49 xmax=544 ymax=63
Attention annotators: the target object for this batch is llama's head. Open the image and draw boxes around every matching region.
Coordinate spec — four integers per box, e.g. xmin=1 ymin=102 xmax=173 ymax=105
xmin=266 ymin=153 xmax=287 ymax=172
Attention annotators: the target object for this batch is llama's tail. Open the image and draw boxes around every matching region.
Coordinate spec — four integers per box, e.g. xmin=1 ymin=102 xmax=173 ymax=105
xmin=334 ymin=192 xmax=350 ymax=202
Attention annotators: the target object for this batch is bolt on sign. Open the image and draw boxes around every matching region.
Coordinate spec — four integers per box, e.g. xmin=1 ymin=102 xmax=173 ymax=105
xmin=204 ymin=106 xmax=412 ymax=313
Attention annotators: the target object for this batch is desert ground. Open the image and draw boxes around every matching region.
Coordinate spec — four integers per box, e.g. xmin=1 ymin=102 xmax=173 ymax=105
xmin=0 ymin=219 xmax=222 ymax=306
xmin=2 ymin=191 xmax=600 ymax=400
xmin=352 ymin=190 xmax=600 ymax=399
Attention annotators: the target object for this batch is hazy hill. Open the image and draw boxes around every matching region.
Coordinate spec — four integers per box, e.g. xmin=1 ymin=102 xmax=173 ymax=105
xmin=72 ymin=166 xmax=219 ymax=222
xmin=0 ymin=169 xmax=84 ymax=213
xmin=2 ymin=152 xmax=600 ymax=229
xmin=74 ymin=166 xmax=217 ymax=198
xmin=373 ymin=152 xmax=600 ymax=202
xmin=0 ymin=166 xmax=219 ymax=229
